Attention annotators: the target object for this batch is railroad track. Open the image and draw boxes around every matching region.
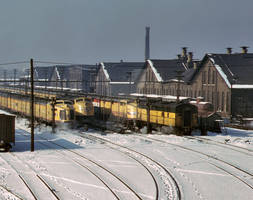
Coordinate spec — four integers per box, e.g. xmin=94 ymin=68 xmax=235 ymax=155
xmin=184 ymin=135 xmax=253 ymax=156
xmin=0 ymin=184 xmax=23 ymax=200
xmin=80 ymin=133 xmax=182 ymax=200
xmin=136 ymin=134 xmax=253 ymax=191
xmin=16 ymin=128 xmax=146 ymax=200
xmin=0 ymin=152 xmax=60 ymax=200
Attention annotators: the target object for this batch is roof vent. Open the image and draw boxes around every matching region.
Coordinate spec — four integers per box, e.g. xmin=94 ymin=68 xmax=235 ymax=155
xmin=226 ymin=47 xmax=232 ymax=54
xmin=240 ymin=46 xmax=249 ymax=54
xmin=187 ymin=52 xmax=193 ymax=63
xmin=182 ymin=47 xmax=187 ymax=57
xmin=193 ymin=62 xmax=198 ymax=69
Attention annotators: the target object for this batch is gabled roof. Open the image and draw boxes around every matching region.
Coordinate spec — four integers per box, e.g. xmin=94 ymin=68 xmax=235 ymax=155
xmin=191 ymin=53 xmax=253 ymax=88
xmin=34 ymin=66 xmax=55 ymax=80
xmin=100 ymin=62 xmax=145 ymax=83
xmin=34 ymin=65 xmax=98 ymax=81
xmin=148 ymin=59 xmax=195 ymax=82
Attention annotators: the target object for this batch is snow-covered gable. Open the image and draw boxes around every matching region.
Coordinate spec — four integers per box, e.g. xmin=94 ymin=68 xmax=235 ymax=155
xmin=208 ymin=55 xmax=231 ymax=88
xmin=147 ymin=60 xmax=163 ymax=82
xmin=55 ymin=67 xmax=60 ymax=80
xmin=101 ymin=62 xmax=111 ymax=81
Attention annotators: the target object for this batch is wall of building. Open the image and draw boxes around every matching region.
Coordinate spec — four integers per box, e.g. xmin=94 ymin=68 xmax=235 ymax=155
xmin=191 ymin=60 xmax=231 ymax=117
xmin=95 ymin=67 xmax=110 ymax=95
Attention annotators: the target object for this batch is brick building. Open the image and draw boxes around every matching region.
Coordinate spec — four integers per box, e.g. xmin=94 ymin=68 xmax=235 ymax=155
xmin=95 ymin=61 xmax=145 ymax=96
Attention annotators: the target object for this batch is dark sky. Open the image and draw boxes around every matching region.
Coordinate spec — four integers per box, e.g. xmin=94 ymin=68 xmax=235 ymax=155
xmin=1 ymin=0 xmax=253 ymax=65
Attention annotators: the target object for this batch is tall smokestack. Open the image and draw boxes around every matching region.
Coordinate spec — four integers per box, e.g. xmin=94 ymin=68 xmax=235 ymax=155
xmin=145 ymin=26 xmax=150 ymax=60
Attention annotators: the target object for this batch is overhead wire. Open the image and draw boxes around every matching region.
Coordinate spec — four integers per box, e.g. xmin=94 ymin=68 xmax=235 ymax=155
xmin=0 ymin=61 xmax=29 ymax=66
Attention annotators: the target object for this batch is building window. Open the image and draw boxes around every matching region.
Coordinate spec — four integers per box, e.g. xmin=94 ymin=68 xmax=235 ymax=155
xmin=226 ymin=92 xmax=230 ymax=112
xmin=208 ymin=68 xmax=211 ymax=84
xmin=221 ymin=92 xmax=225 ymax=111
xmin=202 ymin=71 xmax=206 ymax=84
xmin=217 ymin=92 xmax=220 ymax=110
xmin=212 ymin=71 xmax=215 ymax=84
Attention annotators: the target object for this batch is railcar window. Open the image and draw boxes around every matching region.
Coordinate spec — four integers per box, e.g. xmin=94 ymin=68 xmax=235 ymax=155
xmin=70 ymin=110 xmax=74 ymax=120
xmin=60 ymin=110 xmax=66 ymax=120
xmin=76 ymin=99 xmax=84 ymax=102
xmin=64 ymin=101 xmax=72 ymax=105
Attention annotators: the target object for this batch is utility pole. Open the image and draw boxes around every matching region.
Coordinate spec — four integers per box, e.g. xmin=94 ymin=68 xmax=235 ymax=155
xmin=175 ymin=70 xmax=184 ymax=103
xmin=146 ymin=97 xmax=152 ymax=134
xmin=51 ymin=97 xmax=56 ymax=133
xmin=4 ymin=70 xmax=7 ymax=85
xmin=13 ymin=69 xmax=17 ymax=87
xmin=30 ymin=59 xmax=34 ymax=152
xmin=127 ymin=71 xmax=132 ymax=95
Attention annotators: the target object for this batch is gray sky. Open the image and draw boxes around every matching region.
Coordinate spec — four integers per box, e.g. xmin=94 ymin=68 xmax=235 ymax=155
xmin=1 ymin=0 xmax=253 ymax=65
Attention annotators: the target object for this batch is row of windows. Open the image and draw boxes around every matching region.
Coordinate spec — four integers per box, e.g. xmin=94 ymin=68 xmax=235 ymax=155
xmin=202 ymin=69 xmax=216 ymax=84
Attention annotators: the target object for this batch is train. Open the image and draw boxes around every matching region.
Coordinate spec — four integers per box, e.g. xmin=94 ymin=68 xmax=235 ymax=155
xmin=0 ymin=90 xmax=75 ymax=125
xmin=0 ymin=86 xmax=213 ymax=135
xmin=0 ymin=86 xmax=94 ymax=125
xmin=92 ymin=96 xmax=198 ymax=135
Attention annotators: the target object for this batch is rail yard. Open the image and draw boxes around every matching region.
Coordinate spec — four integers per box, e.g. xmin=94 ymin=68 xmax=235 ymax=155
xmin=0 ymin=115 xmax=252 ymax=199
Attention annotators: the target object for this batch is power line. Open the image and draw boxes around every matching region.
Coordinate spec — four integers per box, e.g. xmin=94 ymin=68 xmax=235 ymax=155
xmin=0 ymin=61 xmax=29 ymax=66
xmin=34 ymin=60 xmax=84 ymax=65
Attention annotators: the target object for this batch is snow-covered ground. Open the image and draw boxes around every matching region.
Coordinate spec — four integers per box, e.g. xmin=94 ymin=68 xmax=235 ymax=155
xmin=0 ymin=113 xmax=253 ymax=200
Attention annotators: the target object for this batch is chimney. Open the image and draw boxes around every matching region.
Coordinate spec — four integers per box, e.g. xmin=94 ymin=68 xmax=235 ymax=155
xmin=196 ymin=96 xmax=203 ymax=104
xmin=182 ymin=47 xmax=187 ymax=57
xmin=240 ymin=46 xmax=249 ymax=54
xmin=193 ymin=61 xmax=198 ymax=69
xmin=145 ymin=26 xmax=150 ymax=60
xmin=226 ymin=47 xmax=232 ymax=54
xmin=187 ymin=52 xmax=193 ymax=63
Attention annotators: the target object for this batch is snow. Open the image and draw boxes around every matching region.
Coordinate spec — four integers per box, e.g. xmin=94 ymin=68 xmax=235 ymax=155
xmin=101 ymin=62 xmax=110 ymax=81
xmin=232 ymin=84 xmax=253 ymax=89
xmin=148 ymin=60 xmax=163 ymax=82
xmin=110 ymin=82 xmax=134 ymax=84
xmin=0 ymin=112 xmax=253 ymax=199
xmin=214 ymin=64 xmax=231 ymax=88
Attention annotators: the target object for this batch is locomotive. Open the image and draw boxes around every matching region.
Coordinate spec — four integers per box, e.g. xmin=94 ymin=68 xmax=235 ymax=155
xmin=92 ymin=96 xmax=198 ymax=135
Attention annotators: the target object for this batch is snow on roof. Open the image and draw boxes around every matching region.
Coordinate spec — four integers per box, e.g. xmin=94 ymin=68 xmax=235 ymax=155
xmin=110 ymin=82 xmax=134 ymax=84
xmin=130 ymin=93 xmax=189 ymax=100
xmin=168 ymin=78 xmax=185 ymax=83
xmin=190 ymin=100 xmax=211 ymax=105
xmin=101 ymin=62 xmax=110 ymax=81
xmin=214 ymin=64 xmax=231 ymax=88
xmin=55 ymin=67 xmax=60 ymax=80
xmin=147 ymin=60 xmax=163 ymax=82
xmin=232 ymin=84 xmax=253 ymax=89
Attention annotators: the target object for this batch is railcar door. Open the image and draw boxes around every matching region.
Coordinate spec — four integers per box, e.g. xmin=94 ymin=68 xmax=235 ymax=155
xmin=184 ymin=110 xmax=191 ymax=127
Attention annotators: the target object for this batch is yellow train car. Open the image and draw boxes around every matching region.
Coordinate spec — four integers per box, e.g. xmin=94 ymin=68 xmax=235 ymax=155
xmin=0 ymin=92 xmax=74 ymax=125
xmin=136 ymin=99 xmax=198 ymax=135
xmin=73 ymin=97 xmax=94 ymax=120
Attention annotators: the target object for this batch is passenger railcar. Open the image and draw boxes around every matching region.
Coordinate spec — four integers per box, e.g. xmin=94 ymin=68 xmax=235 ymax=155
xmin=0 ymin=91 xmax=74 ymax=124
